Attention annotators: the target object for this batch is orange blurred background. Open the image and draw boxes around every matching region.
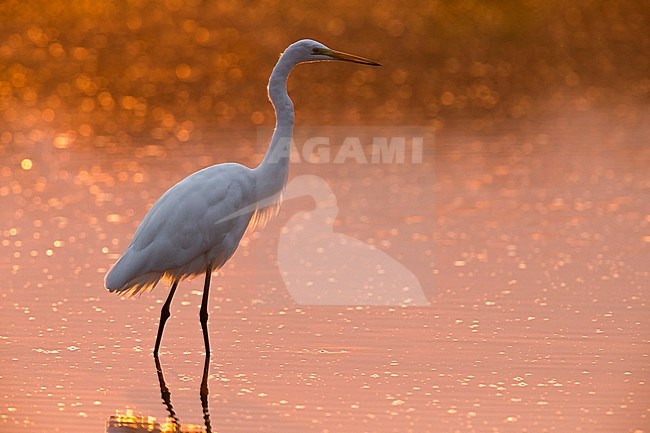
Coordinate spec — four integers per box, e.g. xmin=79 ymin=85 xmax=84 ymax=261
xmin=0 ymin=0 xmax=648 ymax=145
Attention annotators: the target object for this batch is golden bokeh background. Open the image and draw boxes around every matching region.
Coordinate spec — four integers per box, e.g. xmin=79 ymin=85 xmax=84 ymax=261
xmin=0 ymin=0 xmax=648 ymax=145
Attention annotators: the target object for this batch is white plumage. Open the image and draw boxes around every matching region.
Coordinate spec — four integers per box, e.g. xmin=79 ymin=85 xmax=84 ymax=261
xmin=105 ymin=164 xmax=258 ymax=296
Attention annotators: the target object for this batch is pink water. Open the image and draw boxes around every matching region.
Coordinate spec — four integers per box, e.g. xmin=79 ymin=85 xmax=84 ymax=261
xmin=1 ymin=110 xmax=648 ymax=432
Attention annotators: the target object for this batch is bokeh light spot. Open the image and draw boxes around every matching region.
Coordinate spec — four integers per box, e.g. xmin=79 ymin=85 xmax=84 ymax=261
xmin=176 ymin=63 xmax=191 ymax=80
xmin=54 ymin=134 xmax=72 ymax=149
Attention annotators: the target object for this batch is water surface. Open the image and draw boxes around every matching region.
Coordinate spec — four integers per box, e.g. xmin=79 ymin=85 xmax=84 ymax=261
xmin=1 ymin=110 xmax=648 ymax=432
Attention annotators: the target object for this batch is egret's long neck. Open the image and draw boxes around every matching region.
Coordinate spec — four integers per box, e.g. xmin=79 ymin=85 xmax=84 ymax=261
xmin=255 ymin=55 xmax=296 ymax=201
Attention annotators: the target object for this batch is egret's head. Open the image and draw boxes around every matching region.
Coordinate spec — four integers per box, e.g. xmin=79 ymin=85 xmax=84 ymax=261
xmin=285 ymin=39 xmax=381 ymax=66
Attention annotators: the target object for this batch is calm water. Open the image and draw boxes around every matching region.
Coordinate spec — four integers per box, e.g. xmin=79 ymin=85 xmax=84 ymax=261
xmin=1 ymin=110 xmax=648 ymax=432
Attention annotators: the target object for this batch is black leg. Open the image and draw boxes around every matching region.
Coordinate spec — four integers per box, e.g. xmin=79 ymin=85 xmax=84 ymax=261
xmin=200 ymin=266 xmax=213 ymax=432
xmin=154 ymin=280 xmax=179 ymax=356
xmin=200 ymin=265 xmax=212 ymax=355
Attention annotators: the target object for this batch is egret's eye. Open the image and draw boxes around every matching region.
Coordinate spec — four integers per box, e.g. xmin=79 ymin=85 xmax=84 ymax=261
xmin=311 ymin=48 xmax=320 ymax=55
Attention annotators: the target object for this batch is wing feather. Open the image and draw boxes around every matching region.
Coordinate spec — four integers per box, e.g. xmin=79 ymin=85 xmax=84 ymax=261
xmin=105 ymin=163 xmax=256 ymax=295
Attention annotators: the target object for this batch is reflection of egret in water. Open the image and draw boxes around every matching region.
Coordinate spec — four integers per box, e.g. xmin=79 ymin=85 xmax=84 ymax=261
xmin=198 ymin=354 xmax=212 ymax=433
xmin=106 ymin=355 xmax=212 ymax=432
xmin=278 ymin=175 xmax=429 ymax=306
xmin=154 ymin=354 xmax=212 ymax=433
xmin=154 ymin=356 xmax=181 ymax=431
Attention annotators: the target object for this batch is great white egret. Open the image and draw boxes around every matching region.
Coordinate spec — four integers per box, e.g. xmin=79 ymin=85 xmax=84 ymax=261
xmin=104 ymin=39 xmax=380 ymax=356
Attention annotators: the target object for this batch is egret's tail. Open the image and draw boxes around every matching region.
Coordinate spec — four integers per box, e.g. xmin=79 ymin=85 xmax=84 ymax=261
xmin=105 ymin=247 xmax=160 ymax=297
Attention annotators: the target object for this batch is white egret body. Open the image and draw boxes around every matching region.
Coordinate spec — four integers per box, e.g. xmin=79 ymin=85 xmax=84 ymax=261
xmin=104 ymin=40 xmax=380 ymax=355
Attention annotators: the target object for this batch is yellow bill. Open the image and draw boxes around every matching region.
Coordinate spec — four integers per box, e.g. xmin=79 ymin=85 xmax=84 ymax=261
xmin=316 ymin=48 xmax=381 ymax=66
